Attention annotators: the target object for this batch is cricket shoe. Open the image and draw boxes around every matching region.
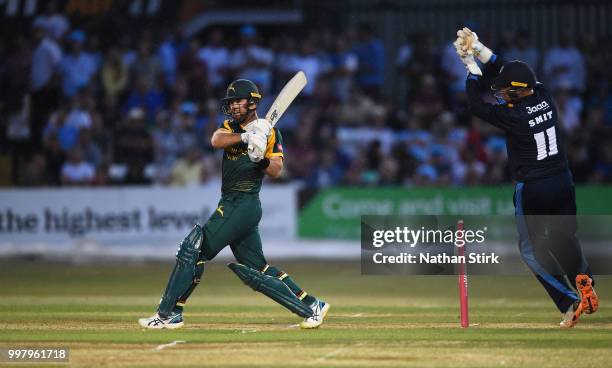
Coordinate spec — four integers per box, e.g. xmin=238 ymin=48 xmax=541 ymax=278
xmin=559 ymin=301 xmax=583 ymax=329
xmin=138 ymin=312 xmax=184 ymax=329
xmin=576 ymin=274 xmax=598 ymax=314
xmin=300 ymin=299 xmax=330 ymax=329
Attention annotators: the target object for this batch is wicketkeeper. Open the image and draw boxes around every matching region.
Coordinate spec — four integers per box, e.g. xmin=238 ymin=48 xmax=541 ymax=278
xmin=139 ymin=79 xmax=329 ymax=329
xmin=454 ymin=28 xmax=598 ymax=328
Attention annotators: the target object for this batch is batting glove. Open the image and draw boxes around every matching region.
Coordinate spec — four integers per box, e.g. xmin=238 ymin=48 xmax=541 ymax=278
xmin=247 ymin=133 xmax=267 ymax=162
xmin=244 ymin=118 xmax=272 ymax=138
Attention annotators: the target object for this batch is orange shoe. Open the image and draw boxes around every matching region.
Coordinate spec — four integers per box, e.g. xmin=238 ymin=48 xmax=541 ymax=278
xmin=560 ymin=301 xmax=583 ymax=328
xmin=576 ymin=274 xmax=599 ymax=314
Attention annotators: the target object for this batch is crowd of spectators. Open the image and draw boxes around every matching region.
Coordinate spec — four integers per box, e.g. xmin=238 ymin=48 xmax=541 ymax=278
xmin=1 ymin=14 xmax=612 ymax=189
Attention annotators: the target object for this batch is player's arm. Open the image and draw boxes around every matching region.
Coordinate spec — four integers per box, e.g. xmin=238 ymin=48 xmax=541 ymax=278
xmin=456 ymin=28 xmax=513 ymax=131
xmin=481 ymin=53 xmax=505 ymax=78
xmin=261 ymin=128 xmax=284 ymax=178
xmin=465 ymin=75 xmax=514 ymax=131
xmin=211 ymin=129 xmax=243 ymax=149
xmin=264 ymin=156 xmax=283 ymax=178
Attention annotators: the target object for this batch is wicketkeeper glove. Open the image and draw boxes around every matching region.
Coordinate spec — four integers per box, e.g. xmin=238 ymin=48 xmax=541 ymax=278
xmin=456 ymin=27 xmax=493 ymax=64
xmin=460 ymin=54 xmax=483 ymax=76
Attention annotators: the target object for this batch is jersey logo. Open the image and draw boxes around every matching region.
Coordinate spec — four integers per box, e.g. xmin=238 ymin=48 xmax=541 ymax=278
xmin=216 ymin=206 xmax=224 ymax=217
xmin=526 ymin=101 xmax=549 ymax=114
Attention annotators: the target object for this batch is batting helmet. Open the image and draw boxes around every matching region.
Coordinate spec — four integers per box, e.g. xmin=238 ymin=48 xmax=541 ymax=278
xmin=221 ymin=79 xmax=261 ymax=116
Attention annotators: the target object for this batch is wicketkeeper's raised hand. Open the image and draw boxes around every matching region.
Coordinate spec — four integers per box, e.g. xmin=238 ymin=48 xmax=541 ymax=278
xmin=458 ymin=53 xmax=483 ymax=76
xmin=455 ymin=27 xmax=493 ymax=63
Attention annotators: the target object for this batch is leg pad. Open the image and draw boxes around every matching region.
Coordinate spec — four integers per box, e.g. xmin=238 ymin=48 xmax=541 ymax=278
xmin=158 ymin=224 xmax=204 ymax=316
xmin=228 ymin=263 xmax=313 ymax=318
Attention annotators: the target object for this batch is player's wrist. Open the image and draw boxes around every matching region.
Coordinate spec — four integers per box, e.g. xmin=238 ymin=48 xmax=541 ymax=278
xmin=257 ymin=157 xmax=270 ymax=170
xmin=475 ymin=45 xmax=493 ymax=63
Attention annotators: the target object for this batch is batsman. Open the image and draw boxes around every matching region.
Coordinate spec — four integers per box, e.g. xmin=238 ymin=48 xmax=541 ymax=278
xmin=454 ymin=28 xmax=598 ymax=328
xmin=139 ymin=79 xmax=330 ymax=329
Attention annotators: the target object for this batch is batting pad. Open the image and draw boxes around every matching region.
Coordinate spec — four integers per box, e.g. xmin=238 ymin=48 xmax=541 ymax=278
xmin=228 ymin=263 xmax=314 ymax=318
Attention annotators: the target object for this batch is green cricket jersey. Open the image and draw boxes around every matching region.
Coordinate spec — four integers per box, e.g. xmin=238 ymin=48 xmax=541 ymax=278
xmin=217 ymin=119 xmax=284 ymax=194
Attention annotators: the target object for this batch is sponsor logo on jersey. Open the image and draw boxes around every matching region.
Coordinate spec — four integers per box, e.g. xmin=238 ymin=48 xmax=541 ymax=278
xmin=526 ymin=101 xmax=549 ymax=114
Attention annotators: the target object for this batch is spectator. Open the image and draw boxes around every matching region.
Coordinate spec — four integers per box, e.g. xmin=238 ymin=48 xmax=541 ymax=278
xmin=485 ymin=146 xmax=510 ymax=184
xmin=113 ymin=108 xmax=154 ymax=184
xmin=379 ymin=159 xmax=399 ymax=186
xmin=412 ymin=74 xmax=444 ymax=124
xmin=171 ymin=102 xmax=199 ymax=155
xmin=44 ymin=92 xmax=94 ymax=151
xmin=275 ymin=36 xmax=299 ymax=90
xmin=230 ymin=25 xmax=273 ymax=94
xmin=352 ymin=24 xmax=385 ymax=99
xmin=170 ymin=147 xmax=207 ymax=187
xmin=441 ymin=39 xmax=467 ymax=95
xmin=30 ymin=18 xmax=62 ymax=150
xmin=543 ymin=33 xmax=586 ymax=93
xmin=178 ymin=38 xmax=210 ymax=102
xmin=130 ymin=38 xmax=161 ymax=89
xmin=152 ymin=111 xmax=180 ymax=183
xmin=454 ymin=150 xmax=486 ymax=185
xmin=33 ymin=1 xmax=69 ymax=42
xmin=307 ymin=147 xmax=347 ymax=188
xmin=42 ymin=134 xmax=66 ymax=185
xmin=59 ymin=30 xmax=99 ymax=97
xmin=157 ymin=29 xmax=179 ymax=87
xmin=398 ymin=32 xmax=439 ymax=102
xmin=197 ymin=29 xmax=230 ymax=92
xmin=390 ymin=141 xmax=417 ymax=184
xmin=20 ymin=153 xmax=50 ymax=186
xmin=44 ymin=105 xmax=75 ymax=151
xmin=61 ymin=149 xmax=95 ymax=185
xmin=567 ymin=138 xmax=592 ymax=183
xmin=2 ymin=36 xmax=32 ymax=108
xmin=554 ymin=84 xmax=581 ymax=133
xmin=101 ymin=47 xmax=129 ymax=103
xmin=327 ymin=36 xmax=358 ymax=103
xmin=287 ymin=40 xmax=325 ymax=97
xmin=286 ymin=128 xmax=317 ymax=181
xmin=502 ymin=30 xmax=539 ymax=74
xmin=123 ymin=76 xmax=166 ymax=121
xmin=77 ymin=129 xmax=103 ymax=168
xmin=413 ymin=162 xmax=438 ymax=186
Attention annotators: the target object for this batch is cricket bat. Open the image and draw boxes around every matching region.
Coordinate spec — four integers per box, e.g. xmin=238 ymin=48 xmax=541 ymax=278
xmin=265 ymin=71 xmax=307 ymax=127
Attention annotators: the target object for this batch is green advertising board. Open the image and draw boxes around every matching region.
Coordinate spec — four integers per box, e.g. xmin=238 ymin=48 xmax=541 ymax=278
xmin=298 ymin=186 xmax=612 ymax=239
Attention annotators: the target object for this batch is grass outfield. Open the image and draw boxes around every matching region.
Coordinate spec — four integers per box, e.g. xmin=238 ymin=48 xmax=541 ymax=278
xmin=0 ymin=261 xmax=610 ymax=367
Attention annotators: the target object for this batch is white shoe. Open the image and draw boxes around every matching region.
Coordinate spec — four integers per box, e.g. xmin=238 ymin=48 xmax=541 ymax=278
xmin=559 ymin=301 xmax=582 ymax=329
xmin=138 ymin=312 xmax=184 ymax=329
xmin=300 ymin=300 xmax=330 ymax=329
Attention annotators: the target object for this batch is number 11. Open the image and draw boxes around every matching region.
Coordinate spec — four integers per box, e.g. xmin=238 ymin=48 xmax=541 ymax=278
xmin=534 ymin=127 xmax=558 ymax=160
